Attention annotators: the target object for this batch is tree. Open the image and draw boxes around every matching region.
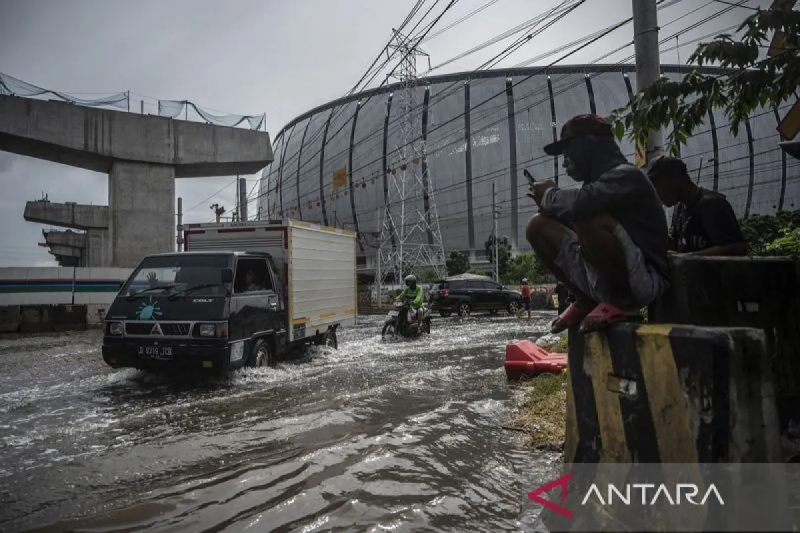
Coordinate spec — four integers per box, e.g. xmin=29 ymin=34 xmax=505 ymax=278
xmin=504 ymin=251 xmax=549 ymax=284
xmin=740 ymin=210 xmax=800 ymax=255
xmin=415 ymin=268 xmax=440 ymax=282
xmin=611 ymin=5 xmax=800 ymax=155
xmin=445 ymin=251 xmax=471 ymax=276
xmin=485 ymin=235 xmax=512 ymax=277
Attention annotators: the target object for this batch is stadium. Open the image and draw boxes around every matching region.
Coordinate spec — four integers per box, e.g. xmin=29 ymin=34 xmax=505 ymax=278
xmin=257 ymin=64 xmax=798 ymax=276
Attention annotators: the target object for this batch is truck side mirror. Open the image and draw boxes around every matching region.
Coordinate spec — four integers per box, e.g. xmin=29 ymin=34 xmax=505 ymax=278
xmin=221 ymin=268 xmax=234 ymax=284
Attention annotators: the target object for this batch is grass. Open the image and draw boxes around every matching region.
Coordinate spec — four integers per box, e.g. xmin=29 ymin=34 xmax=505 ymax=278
xmin=505 ymin=370 xmax=568 ymax=450
xmin=539 ymin=331 xmax=568 ymax=353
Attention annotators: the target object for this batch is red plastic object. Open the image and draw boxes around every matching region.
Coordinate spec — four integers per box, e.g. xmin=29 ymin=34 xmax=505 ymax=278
xmin=505 ymin=339 xmax=568 ymax=381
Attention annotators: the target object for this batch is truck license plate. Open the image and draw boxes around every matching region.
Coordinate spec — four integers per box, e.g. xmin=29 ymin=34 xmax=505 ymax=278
xmin=138 ymin=346 xmax=173 ymax=360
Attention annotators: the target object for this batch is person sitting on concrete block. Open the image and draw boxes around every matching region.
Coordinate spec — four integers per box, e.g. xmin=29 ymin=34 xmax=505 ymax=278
xmin=646 ymin=155 xmax=749 ymax=257
xmin=525 ymin=114 xmax=670 ymax=334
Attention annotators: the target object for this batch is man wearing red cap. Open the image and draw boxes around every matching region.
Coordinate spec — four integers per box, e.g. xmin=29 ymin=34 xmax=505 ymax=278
xmin=525 ymin=114 xmax=670 ymax=334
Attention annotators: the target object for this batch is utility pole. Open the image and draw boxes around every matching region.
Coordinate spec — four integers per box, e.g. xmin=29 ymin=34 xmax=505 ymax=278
xmin=375 ymin=210 xmax=382 ymax=309
xmin=492 ymin=181 xmax=499 ymax=283
xmin=632 ymin=0 xmax=663 ymax=166
xmin=176 ymin=197 xmax=184 ymax=252
xmin=238 ymin=175 xmax=248 ymax=221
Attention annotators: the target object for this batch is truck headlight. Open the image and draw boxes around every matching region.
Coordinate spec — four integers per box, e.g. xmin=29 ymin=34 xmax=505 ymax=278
xmin=108 ymin=322 xmax=123 ymax=336
xmin=197 ymin=323 xmax=228 ymax=338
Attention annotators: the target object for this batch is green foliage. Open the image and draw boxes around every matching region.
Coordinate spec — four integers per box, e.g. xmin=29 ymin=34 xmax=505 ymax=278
xmin=766 ymin=227 xmax=800 ymax=256
xmin=611 ymin=5 xmax=800 ymax=155
xmin=445 ymin=251 xmax=471 ymax=276
xmin=504 ymin=251 xmax=549 ymax=284
xmin=415 ymin=269 xmax=439 ymax=282
xmin=740 ymin=210 xmax=800 ymax=256
xmin=485 ymin=235 xmax=512 ymax=277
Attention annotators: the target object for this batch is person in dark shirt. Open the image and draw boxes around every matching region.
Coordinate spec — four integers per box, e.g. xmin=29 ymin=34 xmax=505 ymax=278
xmin=646 ymin=156 xmax=748 ymax=256
xmin=525 ymin=114 xmax=670 ymax=334
xmin=554 ymin=281 xmax=571 ymax=315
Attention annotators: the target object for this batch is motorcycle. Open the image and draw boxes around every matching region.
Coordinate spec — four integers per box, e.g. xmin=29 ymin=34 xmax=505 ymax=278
xmin=381 ymin=298 xmax=432 ymax=339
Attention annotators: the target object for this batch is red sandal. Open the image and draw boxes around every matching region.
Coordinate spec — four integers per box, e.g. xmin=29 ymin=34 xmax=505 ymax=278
xmin=550 ymin=302 xmax=590 ymax=334
xmin=579 ymin=303 xmax=642 ymax=334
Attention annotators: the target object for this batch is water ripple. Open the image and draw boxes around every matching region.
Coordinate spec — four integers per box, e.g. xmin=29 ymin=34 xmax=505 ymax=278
xmin=0 ymin=313 xmax=561 ymax=532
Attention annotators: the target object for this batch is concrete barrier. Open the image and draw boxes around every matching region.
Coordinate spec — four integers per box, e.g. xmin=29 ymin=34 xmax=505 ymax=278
xmin=564 ymin=322 xmax=782 ymax=464
xmin=0 ymin=305 xmax=21 ymax=333
xmin=649 ymin=255 xmax=800 ymax=431
xmin=53 ymin=304 xmax=87 ymax=331
xmin=19 ymin=305 xmax=55 ymax=333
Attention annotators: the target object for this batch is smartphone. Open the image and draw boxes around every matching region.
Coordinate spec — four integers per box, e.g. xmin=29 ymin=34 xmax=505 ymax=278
xmin=523 ymin=168 xmax=536 ymax=184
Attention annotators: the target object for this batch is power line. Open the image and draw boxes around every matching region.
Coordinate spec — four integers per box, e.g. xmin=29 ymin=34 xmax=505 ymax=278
xmin=263 ymin=10 xmax=634 ymax=215
xmin=266 ymin=0 xmax=605 ymax=203
xmin=257 ymin=0 xmax=757 ymax=220
xmin=262 ymin=0 xmax=712 ymax=213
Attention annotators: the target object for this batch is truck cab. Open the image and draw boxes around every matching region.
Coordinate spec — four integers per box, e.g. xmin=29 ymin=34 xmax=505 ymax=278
xmin=102 ymin=250 xmax=307 ymax=372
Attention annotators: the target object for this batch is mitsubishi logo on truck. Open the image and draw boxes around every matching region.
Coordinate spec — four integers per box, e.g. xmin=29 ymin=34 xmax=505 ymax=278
xmin=150 ymin=323 xmax=164 ymax=336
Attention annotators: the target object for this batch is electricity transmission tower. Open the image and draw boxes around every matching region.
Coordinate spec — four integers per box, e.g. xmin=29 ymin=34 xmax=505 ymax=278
xmin=376 ymin=29 xmax=448 ymax=291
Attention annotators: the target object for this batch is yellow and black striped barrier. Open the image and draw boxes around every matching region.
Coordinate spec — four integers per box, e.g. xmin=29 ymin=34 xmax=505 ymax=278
xmin=563 ymin=322 xmax=783 ymax=464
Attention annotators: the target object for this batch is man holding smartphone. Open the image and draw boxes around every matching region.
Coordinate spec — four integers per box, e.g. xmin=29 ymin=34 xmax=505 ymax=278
xmin=524 ymin=114 xmax=670 ymax=334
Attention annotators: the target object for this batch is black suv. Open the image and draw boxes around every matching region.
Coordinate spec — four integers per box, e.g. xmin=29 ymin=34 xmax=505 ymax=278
xmin=429 ymin=274 xmax=523 ymax=317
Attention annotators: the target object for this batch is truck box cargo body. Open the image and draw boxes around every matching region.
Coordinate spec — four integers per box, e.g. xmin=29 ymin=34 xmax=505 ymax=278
xmin=101 ymin=219 xmax=357 ymax=373
xmin=183 ymin=219 xmax=358 ymax=343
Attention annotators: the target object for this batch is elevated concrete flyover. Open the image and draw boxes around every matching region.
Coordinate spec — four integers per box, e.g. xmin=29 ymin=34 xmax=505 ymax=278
xmin=25 ymin=201 xmax=108 ymax=230
xmin=42 ymin=229 xmax=88 ymax=248
xmin=2 ymin=94 xmax=273 ymax=267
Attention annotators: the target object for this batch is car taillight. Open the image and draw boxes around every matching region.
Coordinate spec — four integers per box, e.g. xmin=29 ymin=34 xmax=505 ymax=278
xmin=441 ymin=288 xmax=449 ymax=297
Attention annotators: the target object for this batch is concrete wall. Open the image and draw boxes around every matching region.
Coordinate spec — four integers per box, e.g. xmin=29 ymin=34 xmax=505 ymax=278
xmin=0 ymin=94 xmax=272 ymax=177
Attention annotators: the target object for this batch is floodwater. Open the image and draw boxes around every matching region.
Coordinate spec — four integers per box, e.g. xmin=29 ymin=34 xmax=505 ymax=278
xmin=0 ymin=313 xmax=563 ymax=532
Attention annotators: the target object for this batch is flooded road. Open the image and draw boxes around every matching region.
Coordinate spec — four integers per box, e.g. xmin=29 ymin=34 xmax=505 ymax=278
xmin=0 ymin=313 xmax=563 ymax=532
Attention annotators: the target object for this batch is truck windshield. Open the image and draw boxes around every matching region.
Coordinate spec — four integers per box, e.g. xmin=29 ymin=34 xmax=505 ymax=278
xmin=122 ymin=254 xmax=231 ymax=298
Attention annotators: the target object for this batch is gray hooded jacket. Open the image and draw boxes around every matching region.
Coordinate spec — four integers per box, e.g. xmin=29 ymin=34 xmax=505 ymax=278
xmin=540 ymin=136 xmax=670 ymax=279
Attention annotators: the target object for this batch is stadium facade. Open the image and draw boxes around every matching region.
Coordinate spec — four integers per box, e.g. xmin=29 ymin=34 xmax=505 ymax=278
xmin=258 ymin=64 xmax=798 ymax=275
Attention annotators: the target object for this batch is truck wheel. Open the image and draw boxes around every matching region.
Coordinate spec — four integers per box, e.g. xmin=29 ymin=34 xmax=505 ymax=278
xmin=248 ymin=339 xmax=274 ymax=368
xmin=323 ymin=328 xmax=338 ymax=350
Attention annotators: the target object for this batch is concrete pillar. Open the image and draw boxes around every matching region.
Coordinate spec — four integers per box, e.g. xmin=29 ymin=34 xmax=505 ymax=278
xmin=86 ymin=229 xmax=109 ymax=268
xmin=109 ymin=161 xmax=175 ymax=267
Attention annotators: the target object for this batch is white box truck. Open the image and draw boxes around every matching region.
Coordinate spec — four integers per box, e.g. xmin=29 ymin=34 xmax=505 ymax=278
xmin=102 ymin=219 xmax=357 ymax=372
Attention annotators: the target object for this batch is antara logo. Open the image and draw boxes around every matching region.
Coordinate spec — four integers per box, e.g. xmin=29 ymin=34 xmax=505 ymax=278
xmin=528 ymin=473 xmax=724 ymax=519
xmin=581 ymin=483 xmax=725 ymax=506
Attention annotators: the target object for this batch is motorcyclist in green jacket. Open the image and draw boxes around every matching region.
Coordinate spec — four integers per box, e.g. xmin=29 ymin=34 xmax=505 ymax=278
xmin=396 ymin=274 xmax=425 ymax=327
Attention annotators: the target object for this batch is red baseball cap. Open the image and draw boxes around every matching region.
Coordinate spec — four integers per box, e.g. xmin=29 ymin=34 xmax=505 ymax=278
xmin=543 ymin=114 xmax=615 ymax=156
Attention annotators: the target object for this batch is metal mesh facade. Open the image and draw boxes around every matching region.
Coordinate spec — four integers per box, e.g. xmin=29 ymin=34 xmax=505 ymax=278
xmin=259 ymin=64 xmax=798 ymax=268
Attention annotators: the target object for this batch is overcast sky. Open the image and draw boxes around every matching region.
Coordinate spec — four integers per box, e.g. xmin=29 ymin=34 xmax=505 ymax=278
xmin=0 ymin=0 xmax=762 ymax=267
